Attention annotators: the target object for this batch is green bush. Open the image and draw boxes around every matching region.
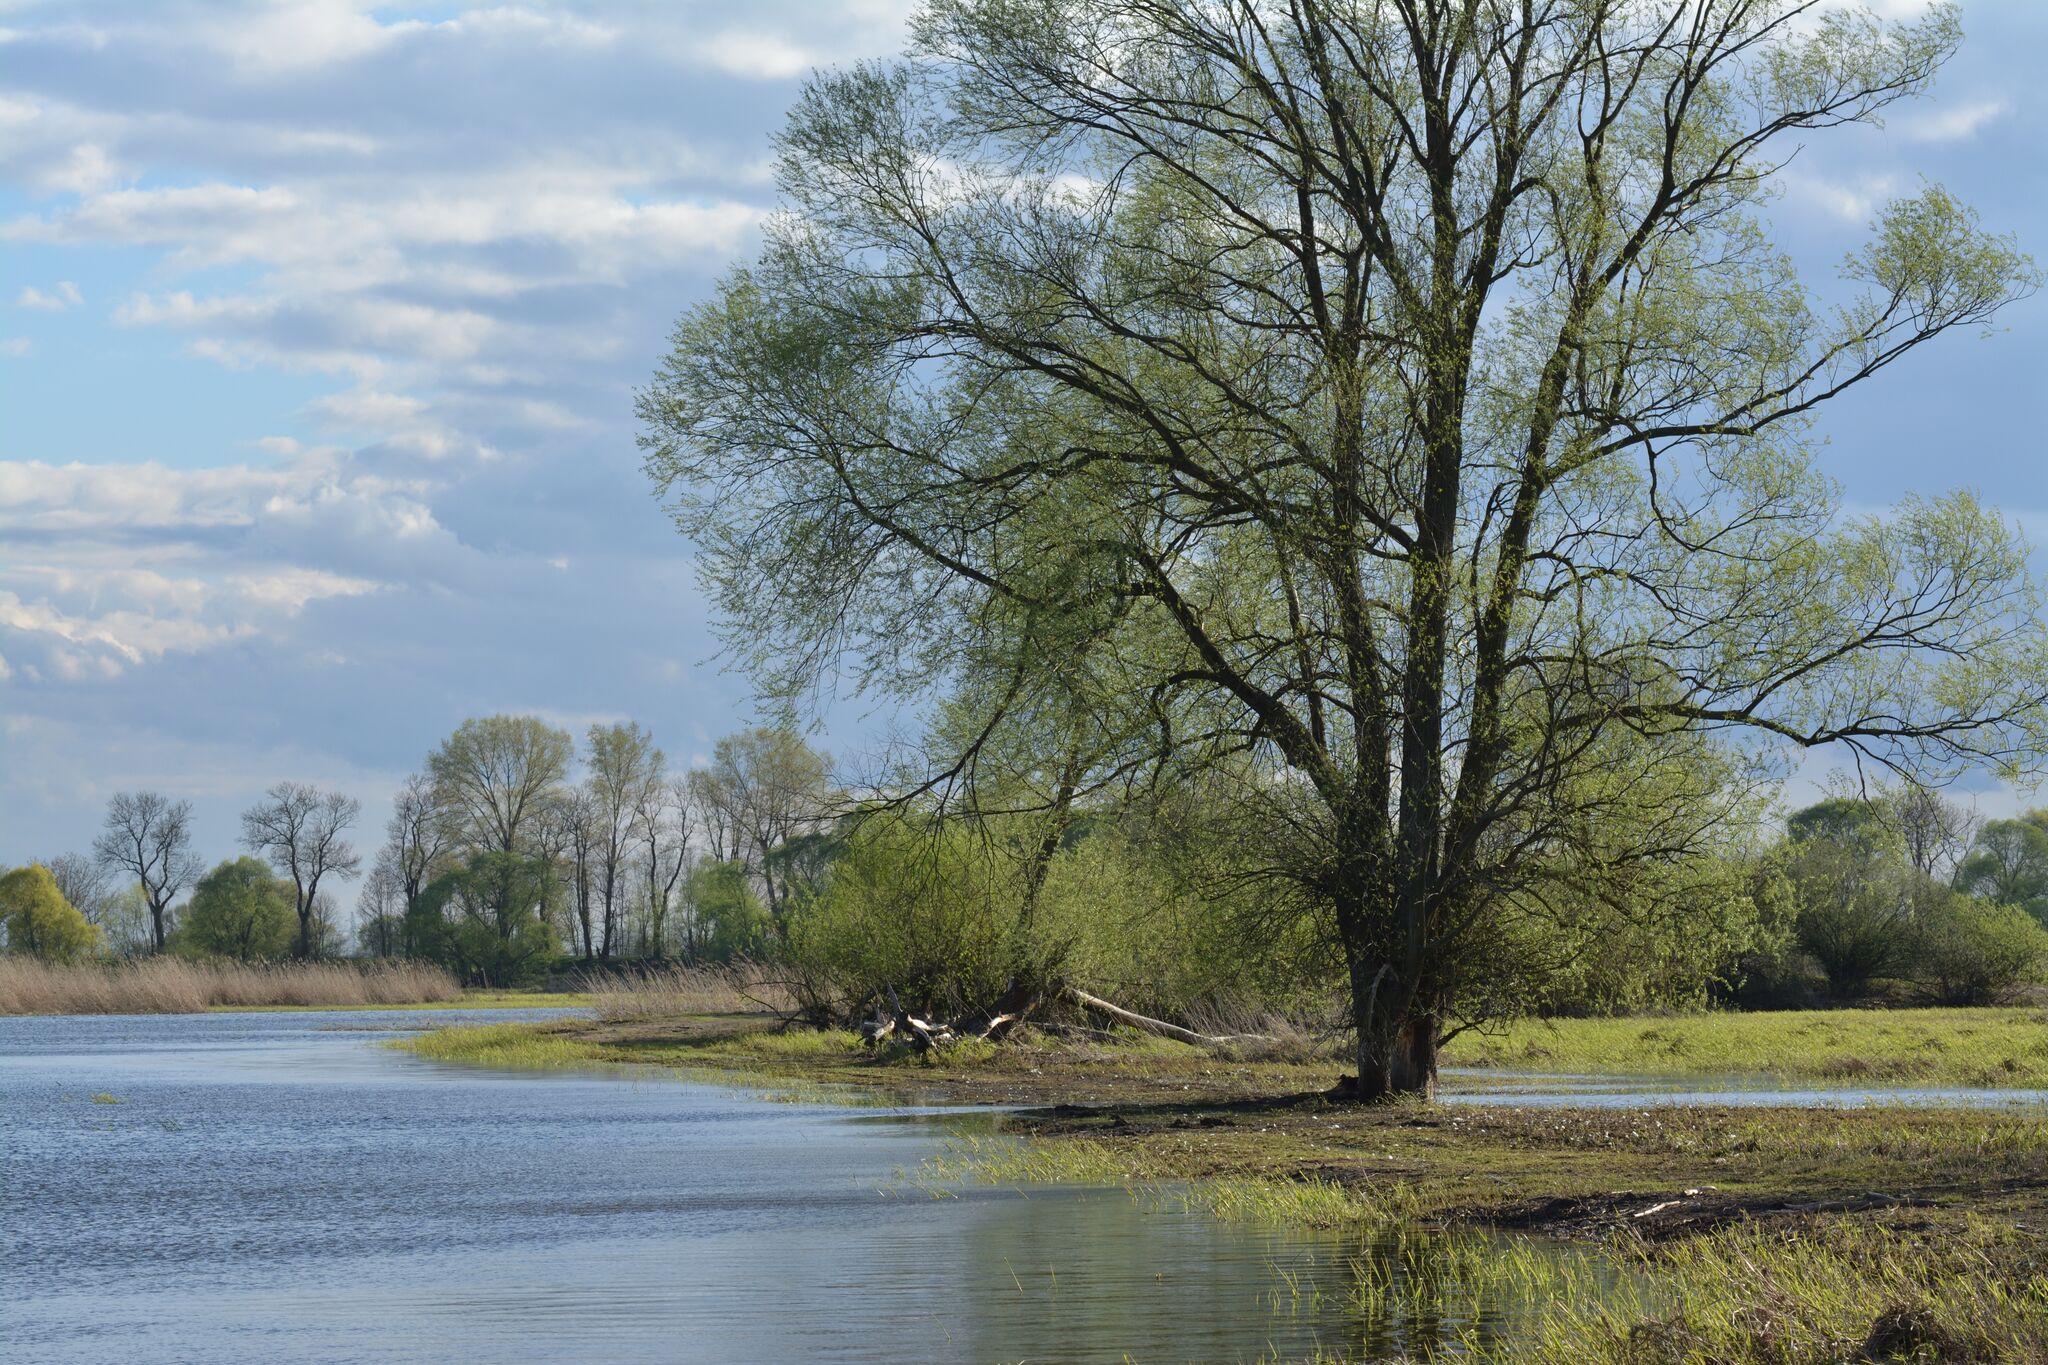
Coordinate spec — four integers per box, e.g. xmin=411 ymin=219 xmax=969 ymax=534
xmin=787 ymin=820 xmax=1026 ymax=1020
xmin=176 ymin=857 xmax=296 ymax=962
xmin=689 ymin=860 xmax=773 ymax=963
xmin=1909 ymin=893 xmax=2048 ymax=1005
xmin=0 ymin=864 xmax=102 ymax=963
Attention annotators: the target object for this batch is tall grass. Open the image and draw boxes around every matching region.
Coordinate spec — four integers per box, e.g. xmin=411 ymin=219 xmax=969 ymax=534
xmin=585 ymin=961 xmax=795 ymax=1022
xmin=0 ymin=956 xmax=463 ymax=1014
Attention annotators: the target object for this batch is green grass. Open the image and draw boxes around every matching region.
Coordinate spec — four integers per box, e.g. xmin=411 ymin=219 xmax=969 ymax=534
xmin=392 ymin=1022 xmax=601 ymax=1068
xmin=1509 ymin=1216 xmax=2048 ymax=1365
xmin=1444 ymin=1006 xmax=2048 ymax=1088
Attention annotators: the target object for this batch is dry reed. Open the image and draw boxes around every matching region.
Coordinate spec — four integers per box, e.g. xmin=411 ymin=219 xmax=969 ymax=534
xmin=586 ymin=961 xmax=795 ymax=1022
xmin=0 ymin=957 xmax=463 ymax=1015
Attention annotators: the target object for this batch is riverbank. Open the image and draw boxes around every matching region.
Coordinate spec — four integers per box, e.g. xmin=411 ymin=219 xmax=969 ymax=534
xmin=399 ymin=1009 xmax=2048 ymax=1230
xmin=400 ymin=1008 xmax=2048 ymax=1360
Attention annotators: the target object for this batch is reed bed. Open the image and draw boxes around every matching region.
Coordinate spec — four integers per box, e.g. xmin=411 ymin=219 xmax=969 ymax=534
xmin=0 ymin=956 xmax=463 ymax=1015
xmin=585 ymin=961 xmax=796 ymax=1022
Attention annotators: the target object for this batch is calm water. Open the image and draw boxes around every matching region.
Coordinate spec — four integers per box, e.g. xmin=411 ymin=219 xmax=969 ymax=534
xmin=3 ymin=1010 xmax=1525 ymax=1364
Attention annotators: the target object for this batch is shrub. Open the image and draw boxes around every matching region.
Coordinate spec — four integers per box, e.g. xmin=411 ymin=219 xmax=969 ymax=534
xmin=177 ymin=857 xmax=296 ymax=961
xmin=1910 ymin=894 xmax=2048 ymax=1005
xmin=788 ymin=819 xmax=1026 ymax=1020
xmin=0 ymin=864 xmax=101 ymax=963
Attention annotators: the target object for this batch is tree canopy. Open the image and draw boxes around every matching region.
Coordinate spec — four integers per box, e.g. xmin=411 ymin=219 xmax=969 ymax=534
xmin=179 ymin=858 xmax=298 ymax=963
xmin=645 ymin=0 xmax=2046 ymax=1096
xmin=0 ymin=864 xmax=102 ymax=964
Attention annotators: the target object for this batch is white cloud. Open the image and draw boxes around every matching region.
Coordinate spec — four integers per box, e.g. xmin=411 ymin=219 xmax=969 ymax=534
xmin=1900 ymin=98 xmax=2012 ymax=144
xmin=0 ymin=337 xmax=28 ymax=357
xmin=16 ymin=280 xmax=82 ymax=311
xmin=1779 ymin=171 xmax=1901 ymax=224
xmin=696 ymin=29 xmax=820 ymax=80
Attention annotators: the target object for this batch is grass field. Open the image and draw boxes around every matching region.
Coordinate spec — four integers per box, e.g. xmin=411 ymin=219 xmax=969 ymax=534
xmin=1442 ymin=1006 xmax=2048 ymax=1088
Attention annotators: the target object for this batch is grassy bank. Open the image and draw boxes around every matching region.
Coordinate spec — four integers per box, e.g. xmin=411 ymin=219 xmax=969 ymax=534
xmin=1443 ymin=1006 xmax=2048 ymax=1089
xmin=0 ymin=957 xmax=465 ymax=1014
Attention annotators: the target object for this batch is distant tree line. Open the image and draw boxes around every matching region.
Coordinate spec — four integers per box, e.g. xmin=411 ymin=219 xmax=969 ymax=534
xmin=5 ymin=724 xmax=2043 ymax=1018
xmin=1 ymin=718 xmax=841 ymax=989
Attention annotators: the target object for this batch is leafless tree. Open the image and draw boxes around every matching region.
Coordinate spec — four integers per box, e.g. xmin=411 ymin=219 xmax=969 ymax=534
xmin=1891 ymin=785 xmax=1981 ymax=883
xmin=585 ymin=723 xmax=666 ymax=961
xmin=385 ymin=773 xmax=453 ymax=917
xmin=92 ymin=791 xmax=201 ymax=951
xmin=240 ymin=782 xmax=363 ymax=959
xmin=42 ymin=851 xmax=112 ymax=926
xmin=635 ymin=777 xmax=695 ymax=959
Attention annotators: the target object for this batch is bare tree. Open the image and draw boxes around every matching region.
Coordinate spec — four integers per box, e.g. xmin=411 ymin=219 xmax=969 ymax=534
xmin=42 ymin=852 xmax=112 ymax=927
xmin=1891 ymin=785 xmax=1982 ymax=883
xmin=385 ymin=774 xmax=452 ymax=917
xmin=557 ymin=786 xmax=600 ymax=963
xmin=357 ymin=853 xmax=406 ymax=957
xmin=635 ymin=777 xmax=695 ymax=959
xmin=92 ymin=791 xmax=201 ymax=951
xmin=240 ymin=782 xmax=363 ymax=959
xmin=586 ymin=722 xmax=665 ymax=961
xmin=691 ymin=729 xmax=834 ymax=944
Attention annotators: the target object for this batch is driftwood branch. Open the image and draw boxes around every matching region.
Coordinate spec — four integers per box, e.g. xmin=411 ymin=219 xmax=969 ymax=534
xmin=1065 ymin=986 xmax=1273 ymax=1047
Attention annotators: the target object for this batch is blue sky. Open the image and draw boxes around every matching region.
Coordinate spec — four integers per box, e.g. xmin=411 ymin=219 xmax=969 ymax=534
xmin=2 ymin=0 xmax=2044 ymax=903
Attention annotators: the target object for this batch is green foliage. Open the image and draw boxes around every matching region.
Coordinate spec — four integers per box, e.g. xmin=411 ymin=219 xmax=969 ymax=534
xmin=176 ymin=857 xmax=296 ymax=962
xmin=1955 ymin=811 xmax=2048 ymax=926
xmin=1909 ymin=893 xmax=2048 ymax=1006
xmin=1037 ymin=823 xmax=1336 ymax=1021
xmin=787 ymin=820 xmax=1024 ymax=1019
xmin=0 ymin=864 xmax=102 ymax=963
xmin=643 ymin=0 xmax=2047 ymax=1096
xmin=1784 ymin=836 xmax=1920 ymax=1000
xmin=689 ymin=860 xmax=772 ymax=963
xmin=410 ymin=853 xmax=558 ymax=987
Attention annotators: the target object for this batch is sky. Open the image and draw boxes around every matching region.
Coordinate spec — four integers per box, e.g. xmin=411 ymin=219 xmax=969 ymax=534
xmin=2 ymin=0 xmax=2044 ymax=909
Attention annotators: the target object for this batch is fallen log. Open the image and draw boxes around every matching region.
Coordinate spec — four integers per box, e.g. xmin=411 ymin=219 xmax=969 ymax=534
xmin=1065 ymin=986 xmax=1275 ymax=1048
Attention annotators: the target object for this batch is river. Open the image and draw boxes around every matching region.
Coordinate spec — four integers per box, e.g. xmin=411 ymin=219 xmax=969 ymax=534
xmin=4 ymin=1009 xmax=1532 ymax=1363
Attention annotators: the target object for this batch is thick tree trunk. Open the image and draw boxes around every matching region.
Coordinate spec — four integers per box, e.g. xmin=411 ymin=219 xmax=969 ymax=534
xmin=1350 ymin=1010 xmax=1439 ymax=1101
xmin=1346 ymin=950 xmax=1439 ymax=1101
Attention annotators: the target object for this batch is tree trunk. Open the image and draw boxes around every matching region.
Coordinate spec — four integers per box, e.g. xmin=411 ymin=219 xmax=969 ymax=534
xmin=1348 ymin=954 xmax=1439 ymax=1102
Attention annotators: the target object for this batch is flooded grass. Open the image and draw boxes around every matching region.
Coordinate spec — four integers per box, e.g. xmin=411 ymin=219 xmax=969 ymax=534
xmin=398 ymin=1011 xmax=2048 ymax=1361
xmin=1446 ymin=1006 xmax=2048 ymax=1088
xmin=395 ymin=1021 xmax=598 ymax=1069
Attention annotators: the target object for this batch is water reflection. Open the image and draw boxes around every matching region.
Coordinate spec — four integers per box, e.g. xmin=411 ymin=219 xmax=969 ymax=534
xmin=4 ymin=1011 xmax=1580 ymax=1364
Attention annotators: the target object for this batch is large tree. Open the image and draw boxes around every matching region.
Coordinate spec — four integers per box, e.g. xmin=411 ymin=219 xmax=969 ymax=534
xmin=427 ymin=716 xmax=574 ymax=857
xmin=92 ymin=791 xmax=202 ymax=952
xmin=240 ymin=782 xmax=363 ymax=960
xmin=643 ymin=0 xmax=2047 ymax=1097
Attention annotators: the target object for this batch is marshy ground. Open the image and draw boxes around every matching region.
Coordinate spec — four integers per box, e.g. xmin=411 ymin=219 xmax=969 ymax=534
xmin=400 ymin=1007 xmax=2048 ymax=1360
